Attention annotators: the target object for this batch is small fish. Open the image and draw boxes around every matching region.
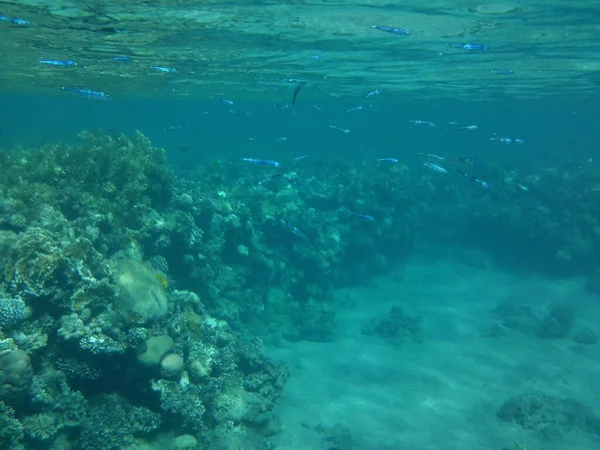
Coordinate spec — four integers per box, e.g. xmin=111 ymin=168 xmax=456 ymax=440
xmin=457 ymin=170 xmax=490 ymax=188
xmin=329 ymin=125 xmax=350 ymax=133
xmin=346 ymin=106 xmax=363 ymax=113
xmin=241 ymin=158 xmax=280 ymax=167
xmin=281 ymin=220 xmax=309 ymax=240
xmin=419 ymin=153 xmax=477 ymax=166
xmin=407 ymin=120 xmax=435 ymax=127
xmin=40 ymin=59 xmax=77 ymax=66
xmin=490 ymin=69 xmax=514 ymax=75
xmin=221 ymin=99 xmax=234 ymax=105
xmin=490 ymin=136 xmax=524 ymax=144
xmin=150 ymin=65 xmax=177 ymax=73
xmin=163 ymin=122 xmax=188 ymax=132
xmin=0 ymin=16 xmax=29 ymax=25
xmin=112 ymin=56 xmax=132 ymax=61
xmin=372 ymin=25 xmax=410 ymax=36
xmin=365 ymin=89 xmax=381 ymax=99
xmin=60 ymin=86 xmax=111 ymax=99
xmin=449 ymin=43 xmax=491 ymax=51
xmin=293 ymin=155 xmax=308 ymax=161
xmin=344 ymin=209 xmax=374 ymax=221
xmin=458 ymin=125 xmax=478 ymax=131
xmin=516 ymin=183 xmax=528 ymax=191
xmin=258 ymin=174 xmax=285 ymax=185
xmin=377 ymin=158 xmax=398 ymax=163
xmin=291 ymin=81 xmax=306 ymax=105
xmin=423 ymin=162 xmax=448 ymax=173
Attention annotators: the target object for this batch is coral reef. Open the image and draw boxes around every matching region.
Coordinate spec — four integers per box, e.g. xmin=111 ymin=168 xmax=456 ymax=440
xmin=498 ymin=392 xmax=600 ymax=437
xmin=0 ymin=132 xmax=289 ymax=449
xmin=4 ymin=126 xmax=600 ymax=448
xmin=362 ymin=305 xmax=423 ymax=344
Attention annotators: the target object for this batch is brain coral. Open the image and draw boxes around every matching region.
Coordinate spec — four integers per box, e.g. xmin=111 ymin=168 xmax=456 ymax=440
xmin=0 ymin=348 xmax=33 ymax=403
xmin=113 ymin=259 xmax=168 ymax=324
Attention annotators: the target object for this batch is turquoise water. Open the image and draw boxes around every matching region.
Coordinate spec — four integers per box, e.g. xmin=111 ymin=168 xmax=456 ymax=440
xmin=2 ymin=3 xmax=600 ymax=450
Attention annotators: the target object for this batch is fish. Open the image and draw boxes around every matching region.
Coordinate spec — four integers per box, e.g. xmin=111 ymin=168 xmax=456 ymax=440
xmin=345 ymin=209 xmax=374 ymax=221
xmin=60 ymin=86 xmax=111 ymax=99
xmin=150 ymin=65 xmax=177 ymax=73
xmin=457 ymin=170 xmax=490 ymax=188
xmin=372 ymin=25 xmax=410 ymax=36
xmin=293 ymin=155 xmax=308 ymax=162
xmin=377 ymin=158 xmax=398 ymax=163
xmin=458 ymin=125 xmax=478 ymax=131
xmin=365 ymin=89 xmax=381 ymax=99
xmin=407 ymin=120 xmax=435 ymax=127
xmin=329 ymin=125 xmax=350 ymax=133
xmin=258 ymin=174 xmax=285 ymax=185
xmin=163 ymin=122 xmax=188 ymax=132
xmin=241 ymin=158 xmax=280 ymax=167
xmin=423 ymin=162 xmax=448 ymax=173
xmin=112 ymin=56 xmax=132 ymax=61
xmin=490 ymin=69 xmax=514 ymax=75
xmin=449 ymin=43 xmax=491 ymax=51
xmin=0 ymin=16 xmax=29 ymax=25
xmin=490 ymin=136 xmax=524 ymax=144
xmin=419 ymin=153 xmax=477 ymax=166
xmin=40 ymin=59 xmax=77 ymax=66
xmin=280 ymin=220 xmax=309 ymax=240
xmin=291 ymin=82 xmax=306 ymax=105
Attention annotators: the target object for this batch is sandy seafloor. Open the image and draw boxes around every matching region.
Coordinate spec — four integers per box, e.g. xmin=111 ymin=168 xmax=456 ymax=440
xmin=266 ymin=255 xmax=600 ymax=450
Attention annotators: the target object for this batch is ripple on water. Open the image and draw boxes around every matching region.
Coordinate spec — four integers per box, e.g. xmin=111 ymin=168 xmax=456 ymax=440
xmin=471 ymin=3 xmax=518 ymax=15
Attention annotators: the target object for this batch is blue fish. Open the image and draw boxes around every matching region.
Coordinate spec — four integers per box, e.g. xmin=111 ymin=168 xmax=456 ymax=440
xmin=0 ymin=16 xmax=29 ymax=25
xmin=344 ymin=209 xmax=374 ymax=221
xmin=258 ymin=174 xmax=284 ymax=185
xmin=457 ymin=170 xmax=490 ymax=189
xmin=112 ymin=56 xmax=132 ymax=61
xmin=449 ymin=43 xmax=491 ymax=51
xmin=241 ymin=158 xmax=279 ymax=167
xmin=489 ymin=69 xmax=514 ymax=75
xmin=377 ymin=158 xmax=398 ymax=163
xmin=372 ymin=25 xmax=410 ymax=36
xmin=60 ymin=86 xmax=111 ymax=99
xmin=280 ymin=220 xmax=309 ymax=240
xmin=40 ymin=59 xmax=77 ymax=66
xmin=150 ymin=65 xmax=177 ymax=73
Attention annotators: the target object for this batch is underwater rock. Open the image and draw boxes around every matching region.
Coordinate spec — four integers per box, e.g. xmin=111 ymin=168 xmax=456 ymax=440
xmin=171 ymin=434 xmax=197 ymax=449
xmin=492 ymin=302 xmax=540 ymax=335
xmin=113 ymin=259 xmax=169 ymax=324
xmin=160 ymin=353 xmax=184 ymax=378
xmin=498 ymin=392 xmax=600 ymax=435
xmin=537 ymin=305 xmax=574 ymax=339
xmin=138 ymin=335 xmax=174 ymax=366
xmin=573 ymin=328 xmax=597 ymax=345
xmin=362 ymin=306 xmax=422 ymax=344
xmin=0 ymin=347 xmax=33 ymax=404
